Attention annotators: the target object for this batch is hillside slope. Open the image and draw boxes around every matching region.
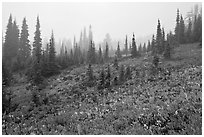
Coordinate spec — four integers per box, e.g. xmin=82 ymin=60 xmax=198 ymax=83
xmin=2 ymin=43 xmax=202 ymax=135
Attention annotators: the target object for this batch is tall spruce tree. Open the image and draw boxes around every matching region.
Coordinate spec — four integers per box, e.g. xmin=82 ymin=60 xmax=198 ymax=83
xmin=12 ymin=20 xmax=20 ymax=58
xmin=179 ymin=15 xmax=185 ymax=44
xmin=156 ymin=19 xmax=162 ymax=54
xmin=186 ymin=18 xmax=192 ymax=43
xmin=193 ymin=14 xmax=202 ymax=42
xmin=162 ymin=28 xmax=165 ymax=52
xmin=3 ymin=14 xmax=13 ymax=63
xmin=19 ymin=17 xmax=30 ymax=67
xmin=175 ymin=9 xmax=180 ymax=43
xmin=48 ymin=31 xmax=58 ymax=75
xmin=31 ymin=16 xmax=43 ymax=85
xmin=33 ymin=16 xmax=42 ymax=63
xmin=116 ymin=41 xmax=121 ymax=58
xmin=131 ymin=33 xmax=137 ymax=57
xmin=98 ymin=45 xmax=103 ymax=64
xmin=151 ymin=34 xmax=156 ymax=55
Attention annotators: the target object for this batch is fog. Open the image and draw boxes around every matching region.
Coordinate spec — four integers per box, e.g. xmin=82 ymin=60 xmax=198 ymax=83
xmin=2 ymin=2 xmax=201 ymax=49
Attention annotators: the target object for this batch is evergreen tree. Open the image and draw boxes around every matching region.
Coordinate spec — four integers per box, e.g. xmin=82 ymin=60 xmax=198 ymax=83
xmin=156 ymin=19 xmax=162 ymax=54
xmin=186 ymin=18 xmax=193 ymax=43
xmin=87 ymin=40 xmax=93 ymax=64
xmin=98 ymin=45 xmax=103 ymax=64
xmin=31 ymin=16 xmax=43 ymax=85
xmin=19 ymin=17 xmax=30 ymax=68
xmin=124 ymin=35 xmax=128 ymax=56
xmin=119 ymin=65 xmax=125 ymax=83
xmin=116 ymin=41 xmax=122 ymax=58
xmin=179 ymin=15 xmax=185 ymax=44
xmin=131 ymin=33 xmax=137 ymax=57
xmin=92 ymin=42 xmax=96 ymax=63
xmin=151 ymin=35 xmax=156 ymax=55
xmin=175 ymin=9 xmax=180 ymax=43
xmin=162 ymin=27 xmax=165 ymax=52
xmin=33 ymin=16 xmax=42 ymax=63
xmin=104 ymin=42 xmax=109 ymax=61
xmin=48 ymin=31 xmax=58 ymax=75
xmin=3 ymin=14 xmax=13 ymax=62
xmin=3 ymin=14 xmax=19 ymax=69
xmin=193 ymin=14 xmax=202 ymax=42
xmin=87 ymin=40 xmax=96 ymax=64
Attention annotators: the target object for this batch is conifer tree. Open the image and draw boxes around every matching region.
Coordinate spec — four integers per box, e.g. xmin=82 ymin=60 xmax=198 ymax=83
xmin=162 ymin=28 xmax=165 ymax=52
xmin=3 ymin=14 xmax=13 ymax=62
xmin=33 ymin=16 xmax=42 ymax=63
xmin=151 ymin=35 xmax=156 ymax=55
xmin=31 ymin=16 xmax=43 ymax=85
xmin=179 ymin=15 xmax=185 ymax=44
xmin=131 ymin=33 xmax=137 ymax=57
xmin=156 ymin=19 xmax=162 ymax=54
xmin=3 ymin=14 xmax=20 ymax=69
xmin=116 ymin=41 xmax=122 ymax=58
xmin=98 ymin=45 xmax=103 ymax=64
xmin=186 ymin=18 xmax=192 ymax=43
xmin=92 ymin=42 xmax=96 ymax=63
xmin=87 ymin=40 xmax=93 ymax=64
xmin=48 ymin=31 xmax=58 ymax=75
xmin=19 ymin=17 xmax=30 ymax=68
xmin=193 ymin=14 xmax=202 ymax=42
xmin=12 ymin=20 xmax=20 ymax=57
xmin=175 ymin=9 xmax=180 ymax=43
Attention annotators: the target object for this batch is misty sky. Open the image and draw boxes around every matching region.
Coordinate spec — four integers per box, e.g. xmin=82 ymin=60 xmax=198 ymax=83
xmin=2 ymin=2 xmax=201 ymax=45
